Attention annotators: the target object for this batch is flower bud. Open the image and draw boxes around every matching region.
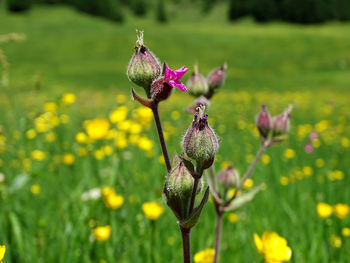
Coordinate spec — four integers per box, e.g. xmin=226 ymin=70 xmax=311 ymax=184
xmin=164 ymin=158 xmax=194 ymax=220
xmin=186 ymin=65 xmax=209 ymax=97
xmin=127 ymin=31 xmax=161 ymax=96
xmin=150 ymin=77 xmax=173 ymax=102
xmin=271 ymin=105 xmax=292 ymax=137
xmin=182 ymin=106 xmax=219 ymax=168
xmin=218 ymin=165 xmax=239 ymax=189
xmin=186 ymin=96 xmax=210 ymax=114
xmin=205 ymin=64 xmax=227 ymax=99
xmin=256 ymin=104 xmax=271 ymax=139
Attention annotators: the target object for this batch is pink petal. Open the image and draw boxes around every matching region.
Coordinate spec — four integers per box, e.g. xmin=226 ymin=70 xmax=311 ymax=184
xmin=175 ymin=66 xmax=188 ymax=80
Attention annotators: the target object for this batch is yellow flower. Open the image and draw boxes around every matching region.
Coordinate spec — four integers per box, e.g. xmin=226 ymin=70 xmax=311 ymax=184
xmin=243 ymin=178 xmax=254 ymax=190
xmin=142 ymin=202 xmax=164 ymax=220
xmin=76 ymin=132 xmax=88 ymax=144
xmin=92 ymin=226 xmax=111 ymax=242
xmin=317 ymin=202 xmax=333 ymax=218
xmin=334 ymin=203 xmax=350 ymax=220
xmin=85 ymin=119 xmax=110 ymax=140
xmin=109 ymin=106 xmax=128 ymax=124
xmin=45 ymin=132 xmax=56 ymax=142
xmin=254 ymin=231 xmax=292 ymax=263
xmin=280 ymin=176 xmax=289 ymax=186
xmin=31 ymin=150 xmax=46 ymax=161
xmin=103 ymin=145 xmax=113 ymax=156
xmin=315 ymin=158 xmax=324 ymax=168
xmin=228 ymin=213 xmax=239 ymax=223
xmin=63 ymin=153 xmax=75 ymax=165
xmin=60 ymin=114 xmax=69 ymax=124
xmin=302 ymin=166 xmax=313 ymax=177
xmin=0 ymin=245 xmax=5 ymax=261
xmin=26 ymin=129 xmax=36 ymax=139
xmin=104 ymin=193 xmax=124 ymax=210
xmin=342 ymin=227 xmax=350 ymax=237
xmin=341 ymin=137 xmax=349 ymax=148
xmin=283 ymin=149 xmax=295 ymax=159
xmin=30 ymin=184 xmax=40 ymax=195
xmin=261 ymin=154 xmax=271 ymax=165
xmin=194 ymin=248 xmax=215 ymax=263
xmin=116 ymin=94 xmax=126 ymax=103
xmin=330 ymin=234 xmax=342 ymax=248
xmin=138 ymin=136 xmax=153 ymax=151
xmin=78 ymin=147 xmax=88 ymax=157
xmin=44 ymin=102 xmax=57 ymax=112
xmin=62 ymin=93 xmax=76 ymax=105
xmin=115 ymin=135 xmax=128 ymax=149
xmin=102 ymin=186 xmax=115 ymax=197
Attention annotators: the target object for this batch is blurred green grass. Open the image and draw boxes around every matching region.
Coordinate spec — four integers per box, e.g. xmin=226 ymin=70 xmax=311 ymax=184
xmin=1 ymin=4 xmax=350 ymax=263
xmin=1 ymin=5 xmax=350 ymax=97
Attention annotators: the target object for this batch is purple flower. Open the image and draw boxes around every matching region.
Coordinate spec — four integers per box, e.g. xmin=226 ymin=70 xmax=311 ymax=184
xmin=304 ymin=143 xmax=314 ymax=154
xmin=310 ymin=131 xmax=318 ymax=141
xmin=164 ymin=64 xmax=188 ymax=91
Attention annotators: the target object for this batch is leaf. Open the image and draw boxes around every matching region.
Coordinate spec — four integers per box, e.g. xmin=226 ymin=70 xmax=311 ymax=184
xmin=9 ymin=173 xmax=29 ymax=193
xmin=224 ymin=183 xmax=263 ymax=212
xmin=178 ymin=187 xmax=209 ymax=229
xmin=9 ymin=212 xmax=23 ymax=252
xmin=131 ymin=88 xmax=154 ymax=108
xmin=180 ymin=154 xmax=196 ymax=177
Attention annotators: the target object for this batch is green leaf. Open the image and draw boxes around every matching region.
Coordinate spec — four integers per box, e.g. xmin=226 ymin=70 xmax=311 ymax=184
xmin=178 ymin=187 xmax=209 ymax=229
xmin=224 ymin=184 xmax=263 ymax=212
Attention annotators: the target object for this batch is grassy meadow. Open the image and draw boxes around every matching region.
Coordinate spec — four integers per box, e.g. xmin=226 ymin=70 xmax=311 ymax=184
xmin=1 ymin=3 xmax=350 ymax=263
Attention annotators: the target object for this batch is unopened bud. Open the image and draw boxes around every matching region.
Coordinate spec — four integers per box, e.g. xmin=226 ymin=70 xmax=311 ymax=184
xmin=182 ymin=106 xmax=219 ymax=168
xmin=127 ymin=31 xmax=161 ymax=96
xmin=218 ymin=165 xmax=239 ymax=189
xmin=256 ymin=104 xmax=271 ymax=139
xmin=164 ymin=158 xmax=194 ymax=220
xmin=205 ymin=64 xmax=227 ymax=99
xmin=271 ymin=105 xmax=292 ymax=136
xmin=186 ymin=96 xmax=210 ymax=114
xmin=186 ymin=65 xmax=208 ymax=97
xmin=150 ymin=77 xmax=173 ymax=102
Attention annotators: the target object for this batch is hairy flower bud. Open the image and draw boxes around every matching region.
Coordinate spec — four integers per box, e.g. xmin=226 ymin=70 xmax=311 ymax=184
xmin=187 ymin=65 xmax=209 ymax=97
xmin=127 ymin=31 xmax=161 ymax=96
xmin=182 ymin=106 xmax=219 ymax=168
xmin=164 ymin=157 xmax=194 ymax=220
xmin=150 ymin=77 xmax=173 ymax=102
xmin=205 ymin=64 xmax=227 ymax=99
xmin=271 ymin=105 xmax=292 ymax=137
xmin=256 ymin=104 xmax=271 ymax=139
xmin=218 ymin=165 xmax=239 ymax=189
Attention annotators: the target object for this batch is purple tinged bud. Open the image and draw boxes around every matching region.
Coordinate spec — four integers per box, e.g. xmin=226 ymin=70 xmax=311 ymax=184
xmin=271 ymin=105 xmax=292 ymax=136
xmin=256 ymin=104 xmax=272 ymax=139
xmin=127 ymin=31 xmax=161 ymax=96
xmin=186 ymin=65 xmax=209 ymax=98
xmin=206 ymin=64 xmax=227 ymax=99
xmin=218 ymin=165 xmax=239 ymax=189
xmin=164 ymin=158 xmax=194 ymax=220
xmin=150 ymin=77 xmax=173 ymax=102
xmin=182 ymin=105 xmax=219 ymax=168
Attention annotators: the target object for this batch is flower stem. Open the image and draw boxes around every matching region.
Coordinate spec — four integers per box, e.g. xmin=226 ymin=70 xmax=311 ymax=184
xmin=225 ymin=140 xmax=269 ymax=206
xmin=151 ymin=103 xmax=171 ymax=172
xmin=180 ymin=226 xmax=191 ymax=263
xmin=189 ymin=177 xmax=199 ymax=214
xmin=213 ymin=211 xmax=223 ymax=263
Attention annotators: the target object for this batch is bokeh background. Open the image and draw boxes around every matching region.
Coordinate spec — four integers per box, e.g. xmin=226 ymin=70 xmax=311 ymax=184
xmin=1 ymin=0 xmax=350 ymax=262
